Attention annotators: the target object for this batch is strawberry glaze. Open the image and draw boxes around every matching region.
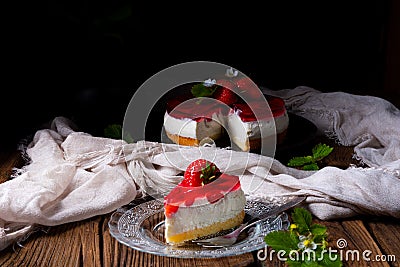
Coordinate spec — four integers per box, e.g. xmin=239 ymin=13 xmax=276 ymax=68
xmin=232 ymin=96 xmax=286 ymax=122
xmin=164 ymin=174 xmax=242 ymax=217
xmin=166 ymin=94 xmax=228 ymax=122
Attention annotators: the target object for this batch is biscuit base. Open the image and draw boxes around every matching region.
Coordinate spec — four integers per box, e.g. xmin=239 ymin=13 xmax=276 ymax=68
xmin=165 ymin=131 xmax=222 ymax=146
xmin=165 ymin=210 xmax=245 ymax=245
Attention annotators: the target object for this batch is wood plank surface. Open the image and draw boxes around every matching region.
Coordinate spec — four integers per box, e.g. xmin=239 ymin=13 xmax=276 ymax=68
xmin=0 ymin=150 xmax=24 ymax=183
xmin=366 ymin=218 xmax=400 ymax=267
xmin=321 ymin=218 xmax=400 ymax=267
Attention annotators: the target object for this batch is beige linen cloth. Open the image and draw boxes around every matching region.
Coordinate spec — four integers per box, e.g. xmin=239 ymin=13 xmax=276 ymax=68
xmin=1 ymin=86 xmax=399 ymax=250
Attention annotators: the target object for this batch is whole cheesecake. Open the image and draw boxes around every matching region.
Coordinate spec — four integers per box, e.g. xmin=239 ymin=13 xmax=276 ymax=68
xmin=164 ymin=159 xmax=246 ymax=245
xmin=163 ymin=69 xmax=289 ymax=151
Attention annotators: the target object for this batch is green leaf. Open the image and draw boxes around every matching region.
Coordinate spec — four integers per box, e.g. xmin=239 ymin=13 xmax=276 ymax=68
xmin=302 ymin=163 xmax=319 ymax=170
xmin=264 ymin=231 xmax=298 ymax=254
xmin=288 ymin=156 xmax=314 ymax=167
xmin=191 ymin=84 xmax=216 ymax=98
xmin=312 ymin=143 xmax=333 ymax=161
xmin=310 ymin=224 xmax=327 ymax=236
xmin=291 ymin=207 xmax=312 ymax=234
xmin=263 ymin=206 xmax=341 ymax=267
xmin=122 ymin=132 xmax=134 ymax=143
xmin=287 ymin=143 xmax=333 ymax=170
xmin=319 ymin=251 xmax=343 ymax=267
xmin=300 ymin=262 xmax=322 ymax=267
xmin=104 ymin=124 xmax=123 ymax=139
xmin=104 ymin=124 xmax=134 ymax=143
xmin=287 ymin=260 xmax=303 ymax=267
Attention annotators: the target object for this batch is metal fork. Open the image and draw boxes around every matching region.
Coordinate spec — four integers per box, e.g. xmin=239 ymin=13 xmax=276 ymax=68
xmin=192 ymin=196 xmax=305 ymax=248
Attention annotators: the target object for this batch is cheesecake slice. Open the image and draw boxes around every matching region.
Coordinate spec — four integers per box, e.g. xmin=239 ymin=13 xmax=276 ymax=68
xmin=164 ymin=159 xmax=246 ymax=245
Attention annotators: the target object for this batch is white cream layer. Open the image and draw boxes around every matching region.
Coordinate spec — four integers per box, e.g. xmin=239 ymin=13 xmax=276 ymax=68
xmin=228 ymin=110 xmax=289 ymax=138
xmin=163 ymin=112 xmax=224 ymax=140
xmin=165 ymin=189 xmax=246 ymax=236
xmin=164 ymin=109 xmax=289 ymax=151
xmin=226 ymin=111 xmax=289 ymax=151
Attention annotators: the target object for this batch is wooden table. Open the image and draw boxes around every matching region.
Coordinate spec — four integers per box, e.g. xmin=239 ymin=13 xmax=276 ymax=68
xmin=1 ymin=141 xmax=399 ymax=267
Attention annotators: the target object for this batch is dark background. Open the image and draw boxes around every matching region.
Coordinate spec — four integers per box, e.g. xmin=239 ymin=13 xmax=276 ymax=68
xmin=2 ymin=0 xmax=399 ymax=151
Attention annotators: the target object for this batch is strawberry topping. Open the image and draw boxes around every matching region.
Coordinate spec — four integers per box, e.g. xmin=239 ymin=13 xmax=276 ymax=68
xmin=265 ymin=95 xmax=286 ymax=116
xmin=232 ymin=96 xmax=286 ymax=122
xmin=164 ymin=173 xmax=242 ymax=217
xmin=164 ymin=204 xmax=179 ymax=218
xmin=163 ymin=159 xmax=242 ymax=217
xmin=213 ymin=87 xmax=238 ymax=106
xmin=180 ymin=159 xmax=221 ymax=187
xmin=232 ymin=102 xmax=271 ymax=122
xmin=166 ymin=97 xmax=223 ymax=122
xmin=210 ymin=78 xmax=237 ymax=106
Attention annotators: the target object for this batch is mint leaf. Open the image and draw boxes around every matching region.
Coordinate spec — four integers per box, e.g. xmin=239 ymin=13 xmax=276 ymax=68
xmin=264 ymin=231 xmax=298 ymax=254
xmin=302 ymin=163 xmax=319 ymax=171
xmin=287 ymin=143 xmax=333 ymax=170
xmin=191 ymin=84 xmax=216 ymax=97
xmin=104 ymin=124 xmax=123 ymax=139
xmin=310 ymin=224 xmax=327 ymax=236
xmin=312 ymin=143 xmax=333 ymax=161
xmin=292 ymin=207 xmax=312 ymax=234
xmin=288 ymin=156 xmax=314 ymax=167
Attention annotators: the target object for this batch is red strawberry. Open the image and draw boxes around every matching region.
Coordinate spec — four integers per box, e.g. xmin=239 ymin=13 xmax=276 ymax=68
xmin=235 ymin=77 xmax=262 ymax=99
xmin=213 ymin=79 xmax=238 ymax=106
xmin=180 ymin=159 xmax=221 ymax=187
xmin=214 ymin=87 xmax=238 ymax=106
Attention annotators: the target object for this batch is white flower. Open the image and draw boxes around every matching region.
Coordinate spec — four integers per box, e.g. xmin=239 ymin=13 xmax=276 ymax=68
xmin=225 ymin=67 xmax=238 ymax=78
xmin=203 ymin=78 xmax=216 ymax=87
xmin=297 ymin=235 xmax=317 ymax=251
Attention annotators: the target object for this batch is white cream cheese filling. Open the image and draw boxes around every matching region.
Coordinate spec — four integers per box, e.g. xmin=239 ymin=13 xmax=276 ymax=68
xmin=163 ymin=112 xmax=225 ymax=140
xmin=226 ymin=111 xmax=289 ymax=151
xmin=165 ymin=189 xmax=246 ymax=236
